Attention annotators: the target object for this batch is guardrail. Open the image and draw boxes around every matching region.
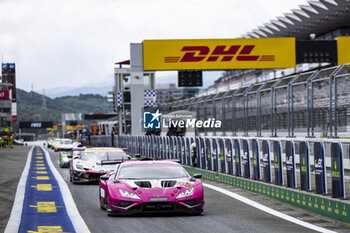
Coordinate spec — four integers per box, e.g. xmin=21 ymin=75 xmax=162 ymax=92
xmin=89 ymin=134 xmax=350 ymax=223
xmin=90 ymin=134 xmax=349 ymax=200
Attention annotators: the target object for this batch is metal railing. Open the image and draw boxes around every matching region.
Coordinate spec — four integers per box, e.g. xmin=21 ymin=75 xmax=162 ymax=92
xmin=160 ymin=64 xmax=350 ymax=138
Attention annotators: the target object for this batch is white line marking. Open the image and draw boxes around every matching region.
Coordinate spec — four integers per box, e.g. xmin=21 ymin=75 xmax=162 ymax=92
xmin=42 ymin=146 xmax=91 ymax=233
xmin=203 ymin=183 xmax=337 ymax=233
xmin=5 ymin=146 xmax=34 ymax=233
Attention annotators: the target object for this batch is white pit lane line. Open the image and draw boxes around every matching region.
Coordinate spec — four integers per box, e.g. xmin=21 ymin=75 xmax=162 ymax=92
xmin=203 ymin=183 xmax=336 ymax=233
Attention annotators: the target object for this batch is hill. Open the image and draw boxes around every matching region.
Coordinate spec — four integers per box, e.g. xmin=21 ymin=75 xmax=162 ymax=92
xmin=16 ymin=88 xmax=110 ymax=126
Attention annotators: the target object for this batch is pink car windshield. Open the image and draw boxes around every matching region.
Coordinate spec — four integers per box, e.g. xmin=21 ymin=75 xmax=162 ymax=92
xmin=117 ymin=165 xmax=188 ymax=180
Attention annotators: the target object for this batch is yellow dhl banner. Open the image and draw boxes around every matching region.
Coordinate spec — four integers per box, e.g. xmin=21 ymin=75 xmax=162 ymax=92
xmin=337 ymin=37 xmax=350 ymax=65
xmin=143 ymin=38 xmax=296 ymax=70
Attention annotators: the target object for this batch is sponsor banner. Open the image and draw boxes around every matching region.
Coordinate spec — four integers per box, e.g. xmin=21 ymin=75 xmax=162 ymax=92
xmin=337 ymin=36 xmax=350 ymax=65
xmin=252 ymin=139 xmax=260 ymax=180
xmin=145 ymin=136 xmax=149 ymax=157
xmin=181 ymin=137 xmax=186 ymax=164
xmin=242 ymin=139 xmax=250 ymax=179
xmin=285 ymin=141 xmax=296 ymax=188
xmin=143 ymin=38 xmax=296 ymax=70
xmin=212 ymin=138 xmax=219 ymax=172
xmin=314 ymin=141 xmax=327 ymax=195
xmin=234 ymin=139 xmax=242 ymax=177
xmin=149 ymin=136 xmax=153 ymax=157
xmin=153 ymin=136 xmax=157 ymax=158
xmin=134 ymin=136 xmax=137 ymax=154
xmin=226 ymin=139 xmax=234 ymax=175
xmin=131 ymin=136 xmax=134 ymax=154
xmin=163 ymin=137 xmax=167 ymax=159
xmin=135 ymin=136 xmax=137 ymax=154
xmin=195 ymin=137 xmax=201 ymax=168
xmin=151 ymin=136 xmax=155 ymax=158
xmin=185 ymin=137 xmax=191 ymax=165
xmin=0 ymin=90 xmax=10 ymax=100
xmin=205 ymin=138 xmax=213 ymax=170
xmin=331 ymin=142 xmax=345 ymax=199
xmin=178 ymin=136 xmax=183 ymax=162
xmin=158 ymin=137 xmax=163 ymax=159
xmin=19 ymin=121 xmax=53 ymax=129
xmin=142 ymin=136 xmax=146 ymax=156
xmin=166 ymin=137 xmax=171 ymax=159
xmin=172 ymin=137 xmax=178 ymax=160
xmin=200 ymin=138 xmax=206 ymax=169
xmin=299 ymin=141 xmax=311 ymax=191
xmin=190 ymin=137 xmax=195 ymax=166
xmin=273 ymin=140 xmax=283 ymax=186
xmin=138 ymin=136 xmax=145 ymax=154
xmin=262 ymin=140 xmax=271 ymax=182
xmin=219 ymin=138 xmax=226 ymax=173
xmin=151 ymin=136 xmax=154 ymax=158
xmin=155 ymin=136 xmax=160 ymax=159
xmin=133 ymin=136 xmax=136 ymax=154
xmin=159 ymin=136 xmax=163 ymax=159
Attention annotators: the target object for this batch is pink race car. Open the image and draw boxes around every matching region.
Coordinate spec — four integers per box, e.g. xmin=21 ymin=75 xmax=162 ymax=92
xmin=99 ymin=160 xmax=204 ymax=216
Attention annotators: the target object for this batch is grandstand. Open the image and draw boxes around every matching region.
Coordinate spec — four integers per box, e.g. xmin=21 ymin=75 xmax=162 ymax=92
xmin=159 ymin=0 xmax=350 ymax=138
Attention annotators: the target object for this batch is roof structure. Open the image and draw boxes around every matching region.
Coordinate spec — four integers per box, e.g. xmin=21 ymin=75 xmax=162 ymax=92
xmin=241 ymin=0 xmax=350 ymax=39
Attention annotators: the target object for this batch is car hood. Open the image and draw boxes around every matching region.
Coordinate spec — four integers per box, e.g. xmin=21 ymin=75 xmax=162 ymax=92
xmin=109 ymin=177 xmax=203 ymax=201
xmin=122 ymin=178 xmax=194 ymax=189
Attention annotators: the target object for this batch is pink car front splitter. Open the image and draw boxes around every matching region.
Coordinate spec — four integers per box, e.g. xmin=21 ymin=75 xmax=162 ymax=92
xmin=99 ymin=161 xmax=204 ymax=216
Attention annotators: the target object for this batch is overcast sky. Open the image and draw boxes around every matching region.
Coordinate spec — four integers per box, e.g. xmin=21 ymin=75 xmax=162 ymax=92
xmin=0 ymin=0 xmax=307 ymax=95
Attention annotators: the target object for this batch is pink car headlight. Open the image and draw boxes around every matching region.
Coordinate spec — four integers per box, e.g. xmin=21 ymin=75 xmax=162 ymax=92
xmin=176 ymin=188 xmax=194 ymax=199
xmin=119 ymin=189 xmax=141 ymax=200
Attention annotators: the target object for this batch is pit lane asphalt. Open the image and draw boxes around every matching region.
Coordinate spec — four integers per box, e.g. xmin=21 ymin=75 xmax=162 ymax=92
xmin=0 ymin=145 xmax=31 ymax=232
xmin=45 ymin=148 xmax=322 ymax=233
